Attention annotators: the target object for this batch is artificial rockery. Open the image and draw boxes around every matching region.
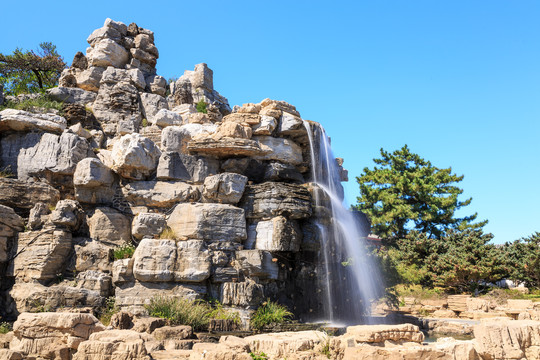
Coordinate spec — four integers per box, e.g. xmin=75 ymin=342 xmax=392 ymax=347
xmin=0 ymin=19 xmax=350 ymax=323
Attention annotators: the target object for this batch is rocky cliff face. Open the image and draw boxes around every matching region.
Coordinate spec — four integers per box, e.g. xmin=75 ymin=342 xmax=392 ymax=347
xmin=0 ymin=18 xmax=352 ymax=322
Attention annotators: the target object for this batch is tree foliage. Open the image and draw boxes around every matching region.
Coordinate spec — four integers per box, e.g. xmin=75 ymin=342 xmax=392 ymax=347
xmin=355 ymin=145 xmax=486 ymax=244
xmin=0 ymin=42 xmax=65 ymax=95
xmin=496 ymin=232 xmax=540 ymax=288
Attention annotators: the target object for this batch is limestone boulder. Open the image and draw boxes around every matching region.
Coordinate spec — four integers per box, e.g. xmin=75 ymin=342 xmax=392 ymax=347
xmin=121 ymin=180 xmax=201 ymax=207
xmin=161 ymin=124 xmax=218 ymax=153
xmin=235 ymin=250 xmax=278 ymax=279
xmin=0 ymin=178 xmax=59 ymax=212
xmin=278 ymin=112 xmax=304 ymax=136
xmin=260 ymin=98 xmax=300 ymax=117
xmin=47 ymin=86 xmax=97 ymax=104
xmin=87 ymin=38 xmax=129 ymax=68
xmin=0 ymin=204 xmax=24 ymax=262
xmin=246 ymin=216 xmax=302 ymax=252
xmin=241 ymin=182 xmax=312 ymax=220
xmin=101 ymin=67 xmax=146 ymax=89
xmin=252 ymin=115 xmax=277 ymax=135
xmin=223 ymin=112 xmax=261 ymax=125
xmin=0 ymin=109 xmax=66 ymax=133
xmin=140 ymin=92 xmax=168 ymax=121
xmin=212 ymin=122 xmax=252 ymax=140
xmin=151 ymin=109 xmax=183 ymax=127
xmin=202 ymin=172 xmax=248 ymax=205
xmin=93 ymin=82 xmax=142 ymax=135
xmin=76 ymin=270 xmax=113 ymax=296
xmin=157 ymin=152 xmax=219 ymax=183
xmin=132 ymin=239 xmax=177 ymax=282
xmin=74 ymin=239 xmax=113 ymax=273
xmin=73 ymin=330 xmax=151 ymax=360
xmin=111 ymin=133 xmax=161 ymax=180
xmin=221 ymin=279 xmax=264 ymax=307
xmin=10 ymin=312 xmax=105 ymax=359
xmin=245 ymin=331 xmax=326 ymax=358
xmin=187 ymin=138 xmax=265 ymax=157
xmin=473 ymin=319 xmax=540 ymax=360
xmin=167 ymin=203 xmax=246 ymax=242
xmin=264 ymin=162 xmax=305 ymax=183
xmin=146 ymin=75 xmax=167 ymax=96
xmin=253 ymin=136 xmax=303 ymax=165
xmin=112 ymin=258 xmax=134 ymax=285
xmin=344 ymin=323 xmax=425 ymax=344
xmin=75 ymin=66 xmax=105 ymax=92
xmin=49 ymin=199 xmax=85 ymax=230
xmin=73 ymin=157 xmax=115 ymax=187
xmin=87 ymin=207 xmax=131 ymax=246
xmin=13 ymin=228 xmax=72 ymax=283
xmin=174 ymin=240 xmax=211 ymax=282
xmin=132 ymin=212 xmax=167 ymax=240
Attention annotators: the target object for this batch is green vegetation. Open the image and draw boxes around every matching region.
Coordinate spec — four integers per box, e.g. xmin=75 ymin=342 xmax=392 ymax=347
xmin=0 ymin=94 xmax=64 ymax=113
xmin=358 ymin=145 xmax=539 ymax=295
xmin=196 ymin=99 xmax=208 ymax=114
xmin=355 ymin=145 xmax=486 ymax=245
xmin=141 ymin=118 xmax=148 ymax=127
xmin=145 ymin=295 xmax=240 ymax=332
xmin=249 ymin=352 xmax=269 ymax=360
xmin=250 ymin=299 xmax=293 ymax=330
xmin=0 ymin=42 xmax=65 ymax=95
xmin=0 ymin=166 xmax=14 ymax=178
xmin=0 ymin=322 xmax=12 ymax=334
xmin=113 ymin=243 xmax=136 ymax=260
xmin=99 ymin=297 xmax=119 ymax=326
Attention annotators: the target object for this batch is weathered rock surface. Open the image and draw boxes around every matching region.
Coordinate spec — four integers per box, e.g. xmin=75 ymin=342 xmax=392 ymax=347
xmin=167 ymin=203 xmax=246 ymax=241
xmin=111 ymin=133 xmax=161 ymax=179
xmin=241 ymin=182 xmax=312 ymax=220
xmin=246 ymin=216 xmax=302 ymax=251
xmin=49 ymin=199 xmax=84 ymax=230
xmin=187 ymin=138 xmax=265 ymax=157
xmin=93 ymin=81 xmax=142 ymax=135
xmin=0 ymin=109 xmax=67 ymax=133
xmin=47 ymin=87 xmax=97 ymax=104
xmin=473 ymin=319 xmax=540 ymax=360
xmin=73 ymin=330 xmax=150 ymax=360
xmin=151 ymin=109 xmax=183 ymax=127
xmin=0 ymin=178 xmax=59 ymax=212
xmin=161 ymin=124 xmax=218 ymax=153
xmin=13 ymin=228 xmax=72 ymax=283
xmin=73 ymin=158 xmax=115 ymax=187
xmin=253 ymin=136 xmax=303 ymax=165
xmin=10 ymin=312 xmax=105 ymax=359
xmin=246 ymin=331 xmax=326 ymax=358
xmin=202 ymin=172 xmax=248 ymax=204
xmin=131 ymin=212 xmax=167 ymax=240
xmin=221 ymin=279 xmax=264 ymax=307
xmin=157 ymin=152 xmax=219 ymax=183
xmin=74 ymin=239 xmax=114 ymax=273
xmin=121 ymin=180 xmax=200 ymax=207
xmin=87 ymin=207 xmax=131 ymax=246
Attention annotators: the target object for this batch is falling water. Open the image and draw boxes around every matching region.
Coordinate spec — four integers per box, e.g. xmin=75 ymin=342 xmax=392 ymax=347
xmin=304 ymin=121 xmax=383 ymax=324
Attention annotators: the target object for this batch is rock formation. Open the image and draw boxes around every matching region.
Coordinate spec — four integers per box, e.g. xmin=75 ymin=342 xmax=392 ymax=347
xmin=0 ymin=18 xmax=352 ymax=324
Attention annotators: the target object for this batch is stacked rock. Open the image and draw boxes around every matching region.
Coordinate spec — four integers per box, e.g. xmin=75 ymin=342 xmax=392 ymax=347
xmin=0 ymin=19 xmax=353 ymax=325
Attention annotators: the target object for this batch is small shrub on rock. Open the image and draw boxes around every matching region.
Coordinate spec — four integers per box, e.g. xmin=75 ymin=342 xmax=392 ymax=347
xmin=0 ymin=321 xmax=12 ymax=334
xmin=196 ymin=99 xmax=207 ymax=114
xmin=113 ymin=243 xmax=135 ymax=260
xmin=145 ymin=295 xmax=211 ymax=331
xmin=250 ymin=299 xmax=293 ymax=330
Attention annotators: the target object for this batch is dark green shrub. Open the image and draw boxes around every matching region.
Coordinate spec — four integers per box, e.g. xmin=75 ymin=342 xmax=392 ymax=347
xmin=196 ymin=99 xmax=207 ymax=114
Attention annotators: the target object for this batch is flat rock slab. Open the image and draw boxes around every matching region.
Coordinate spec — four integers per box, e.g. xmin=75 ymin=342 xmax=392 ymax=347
xmin=187 ymin=138 xmax=266 ymax=157
xmin=121 ymin=180 xmax=201 ymax=208
xmin=0 ymin=109 xmax=66 ymax=133
xmin=167 ymin=203 xmax=246 ymax=242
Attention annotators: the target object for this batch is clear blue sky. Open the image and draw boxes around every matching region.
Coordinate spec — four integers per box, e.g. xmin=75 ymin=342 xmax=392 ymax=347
xmin=2 ymin=1 xmax=539 ymax=244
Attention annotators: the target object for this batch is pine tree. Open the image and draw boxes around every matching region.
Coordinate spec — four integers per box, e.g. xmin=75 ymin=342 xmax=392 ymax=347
xmin=355 ymin=145 xmax=486 ymax=244
xmin=0 ymin=42 xmax=65 ymax=95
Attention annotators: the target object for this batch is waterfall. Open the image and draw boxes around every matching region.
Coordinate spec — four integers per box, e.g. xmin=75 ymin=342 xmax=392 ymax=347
xmin=304 ymin=120 xmax=383 ymax=324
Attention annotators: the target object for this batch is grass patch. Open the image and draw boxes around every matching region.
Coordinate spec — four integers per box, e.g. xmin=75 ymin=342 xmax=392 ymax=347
xmin=145 ymin=296 xmax=211 ymax=331
xmin=395 ymin=284 xmax=446 ymax=300
xmin=482 ymin=288 xmax=540 ymax=305
xmin=99 ymin=297 xmax=119 ymax=326
xmin=249 ymin=352 xmax=269 ymax=360
xmin=0 ymin=166 xmax=14 ymax=178
xmin=113 ymin=243 xmax=136 ymax=260
xmin=0 ymin=322 xmax=12 ymax=334
xmin=0 ymin=94 xmax=64 ymax=114
xmin=145 ymin=296 xmax=241 ymax=332
xmin=159 ymin=226 xmax=178 ymax=240
xmin=250 ymin=299 xmax=293 ymax=331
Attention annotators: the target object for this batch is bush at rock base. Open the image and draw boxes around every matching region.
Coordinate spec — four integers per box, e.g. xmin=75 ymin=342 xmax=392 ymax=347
xmin=113 ymin=243 xmax=136 ymax=260
xmin=250 ymin=299 xmax=293 ymax=330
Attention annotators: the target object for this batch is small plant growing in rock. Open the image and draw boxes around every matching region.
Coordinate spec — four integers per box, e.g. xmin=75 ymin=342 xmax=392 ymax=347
xmin=99 ymin=297 xmax=119 ymax=326
xmin=141 ymin=118 xmax=148 ymax=127
xmin=0 ymin=322 xmax=12 ymax=334
xmin=249 ymin=352 xmax=268 ymax=360
xmin=113 ymin=243 xmax=135 ymax=260
xmin=159 ymin=226 xmax=178 ymax=240
xmin=207 ymin=301 xmax=241 ymax=324
xmin=145 ymin=295 xmax=211 ymax=331
xmin=0 ymin=166 xmax=14 ymax=178
xmin=250 ymin=299 xmax=293 ymax=331
xmin=196 ymin=99 xmax=208 ymax=114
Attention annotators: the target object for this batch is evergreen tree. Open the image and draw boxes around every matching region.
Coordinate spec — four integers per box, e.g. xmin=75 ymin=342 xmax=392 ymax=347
xmin=0 ymin=42 xmax=65 ymax=95
xmin=355 ymin=145 xmax=486 ymax=244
